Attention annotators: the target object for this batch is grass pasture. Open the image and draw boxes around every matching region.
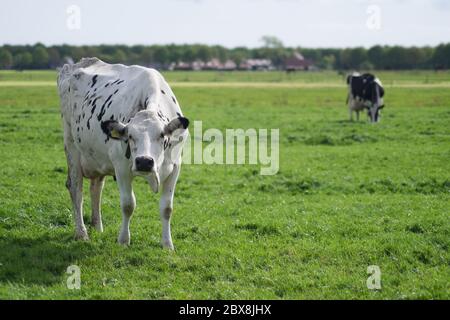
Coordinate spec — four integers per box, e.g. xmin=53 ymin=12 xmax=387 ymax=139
xmin=0 ymin=70 xmax=449 ymax=299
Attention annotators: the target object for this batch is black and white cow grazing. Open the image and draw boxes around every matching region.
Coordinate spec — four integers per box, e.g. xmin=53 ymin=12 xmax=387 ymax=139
xmin=346 ymin=72 xmax=385 ymax=123
xmin=57 ymin=58 xmax=190 ymax=249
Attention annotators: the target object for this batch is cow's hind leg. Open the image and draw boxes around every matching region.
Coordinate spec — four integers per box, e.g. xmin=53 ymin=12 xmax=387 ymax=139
xmin=90 ymin=176 xmax=105 ymax=232
xmin=64 ymin=144 xmax=88 ymax=240
xmin=159 ymin=164 xmax=181 ymax=250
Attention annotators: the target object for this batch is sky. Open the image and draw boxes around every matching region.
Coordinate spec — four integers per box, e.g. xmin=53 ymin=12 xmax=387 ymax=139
xmin=1 ymin=0 xmax=449 ymax=48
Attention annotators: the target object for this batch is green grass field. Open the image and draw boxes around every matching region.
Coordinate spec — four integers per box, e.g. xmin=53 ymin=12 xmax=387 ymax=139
xmin=0 ymin=70 xmax=449 ymax=299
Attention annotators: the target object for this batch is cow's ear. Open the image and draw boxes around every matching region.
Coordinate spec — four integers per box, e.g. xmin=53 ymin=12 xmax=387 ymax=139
xmin=101 ymin=120 xmax=127 ymax=140
xmin=163 ymin=116 xmax=189 ymax=136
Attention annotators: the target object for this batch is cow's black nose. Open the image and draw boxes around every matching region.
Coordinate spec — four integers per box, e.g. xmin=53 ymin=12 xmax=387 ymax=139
xmin=135 ymin=157 xmax=154 ymax=172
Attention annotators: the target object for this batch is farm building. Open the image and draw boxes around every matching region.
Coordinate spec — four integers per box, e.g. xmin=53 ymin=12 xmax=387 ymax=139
xmin=239 ymin=59 xmax=274 ymax=71
xmin=284 ymin=52 xmax=314 ymax=71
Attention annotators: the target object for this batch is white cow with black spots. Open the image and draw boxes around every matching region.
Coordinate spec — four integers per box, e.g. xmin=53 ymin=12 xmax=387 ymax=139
xmin=57 ymin=58 xmax=190 ymax=249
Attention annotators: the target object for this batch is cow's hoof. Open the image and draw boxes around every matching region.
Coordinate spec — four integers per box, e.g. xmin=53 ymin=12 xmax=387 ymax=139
xmin=75 ymin=231 xmax=89 ymax=241
xmin=118 ymin=234 xmax=130 ymax=246
xmin=162 ymin=241 xmax=174 ymax=251
xmin=92 ymin=221 xmax=104 ymax=233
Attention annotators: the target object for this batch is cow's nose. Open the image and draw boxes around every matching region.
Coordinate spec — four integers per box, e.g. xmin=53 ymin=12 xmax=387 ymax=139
xmin=135 ymin=157 xmax=154 ymax=172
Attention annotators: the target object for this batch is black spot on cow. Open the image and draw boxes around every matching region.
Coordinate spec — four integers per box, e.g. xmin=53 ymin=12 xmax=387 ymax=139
xmin=114 ymin=89 xmax=119 ymax=95
xmin=82 ymin=112 xmax=85 ymax=119
xmin=105 ymin=83 xmax=110 ymax=88
xmin=92 ymin=97 xmax=100 ymax=108
xmin=112 ymin=79 xmax=120 ymax=85
xmin=172 ymin=96 xmax=177 ymax=104
xmin=91 ymin=75 xmax=98 ymax=88
xmin=97 ymin=95 xmax=113 ymax=122
xmin=164 ymin=137 xmax=171 ymax=150
xmin=117 ymin=80 xmax=125 ymax=85
xmin=161 ymin=90 xmax=166 ymax=94
xmin=77 ymin=127 xmax=80 ymax=132
xmin=125 ymin=143 xmax=131 ymax=159
xmin=78 ymin=138 xmax=81 ymax=143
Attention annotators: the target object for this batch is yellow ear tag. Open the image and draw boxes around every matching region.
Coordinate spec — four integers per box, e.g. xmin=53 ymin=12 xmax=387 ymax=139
xmin=111 ymin=130 xmax=121 ymax=139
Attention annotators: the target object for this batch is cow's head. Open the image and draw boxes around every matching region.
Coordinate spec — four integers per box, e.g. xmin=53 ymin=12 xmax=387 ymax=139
xmin=102 ymin=110 xmax=189 ymax=175
xmin=367 ymin=103 xmax=384 ymax=123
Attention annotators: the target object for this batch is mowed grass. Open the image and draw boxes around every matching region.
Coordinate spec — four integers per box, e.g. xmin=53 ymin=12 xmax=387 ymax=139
xmin=0 ymin=71 xmax=449 ymax=299
xmin=1 ymin=69 xmax=450 ymax=85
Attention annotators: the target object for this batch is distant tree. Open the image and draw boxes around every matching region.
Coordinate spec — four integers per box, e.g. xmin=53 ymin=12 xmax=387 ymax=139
xmin=140 ymin=47 xmax=154 ymax=65
xmin=339 ymin=49 xmax=352 ymax=69
xmin=260 ymin=35 xmax=284 ymax=49
xmin=368 ymin=45 xmax=385 ymax=69
xmin=47 ymin=47 xmax=61 ymax=68
xmin=360 ymin=61 xmax=374 ymax=71
xmin=70 ymin=47 xmax=86 ymax=62
xmin=384 ymin=46 xmax=409 ymax=69
xmin=197 ymin=46 xmax=212 ymax=62
xmin=14 ymin=52 xmax=33 ymax=70
xmin=111 ymin=49 xmax=127 ymax=63
xmin=320 ymin=54 xmax=336 ymax=70
xmin=0 ymin=42 xmax=448 ymax=71
xmin=181 ymin=46 xmax=196 ymax=63
xmin=32 ymin=46 xmax=49 ymax=69
xmin=229 ymin=48 xmax=247 ymax=66
xmin=154 ymin=46 xmax=170 ymax=64
xmin=432 ymin=43 xmax=450 ymax=69
xmin=0 ymin=48 xmax=13 ymax=69
xmin=349 ymin=47 xmax=368 ymax=69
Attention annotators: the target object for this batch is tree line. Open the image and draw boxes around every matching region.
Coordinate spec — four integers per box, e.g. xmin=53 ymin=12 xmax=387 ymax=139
xmin=0 ymin=42 xmax=449 ymax=70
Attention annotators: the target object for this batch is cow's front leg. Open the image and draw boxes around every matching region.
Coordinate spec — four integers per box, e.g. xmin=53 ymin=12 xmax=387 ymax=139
xmin=159 ymin=163 xmax=181 ymax=250
xmin=90 ymin=176 xmax=105 ymax=232
xmin=115 ymin=169 xmax=135 ymax=245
